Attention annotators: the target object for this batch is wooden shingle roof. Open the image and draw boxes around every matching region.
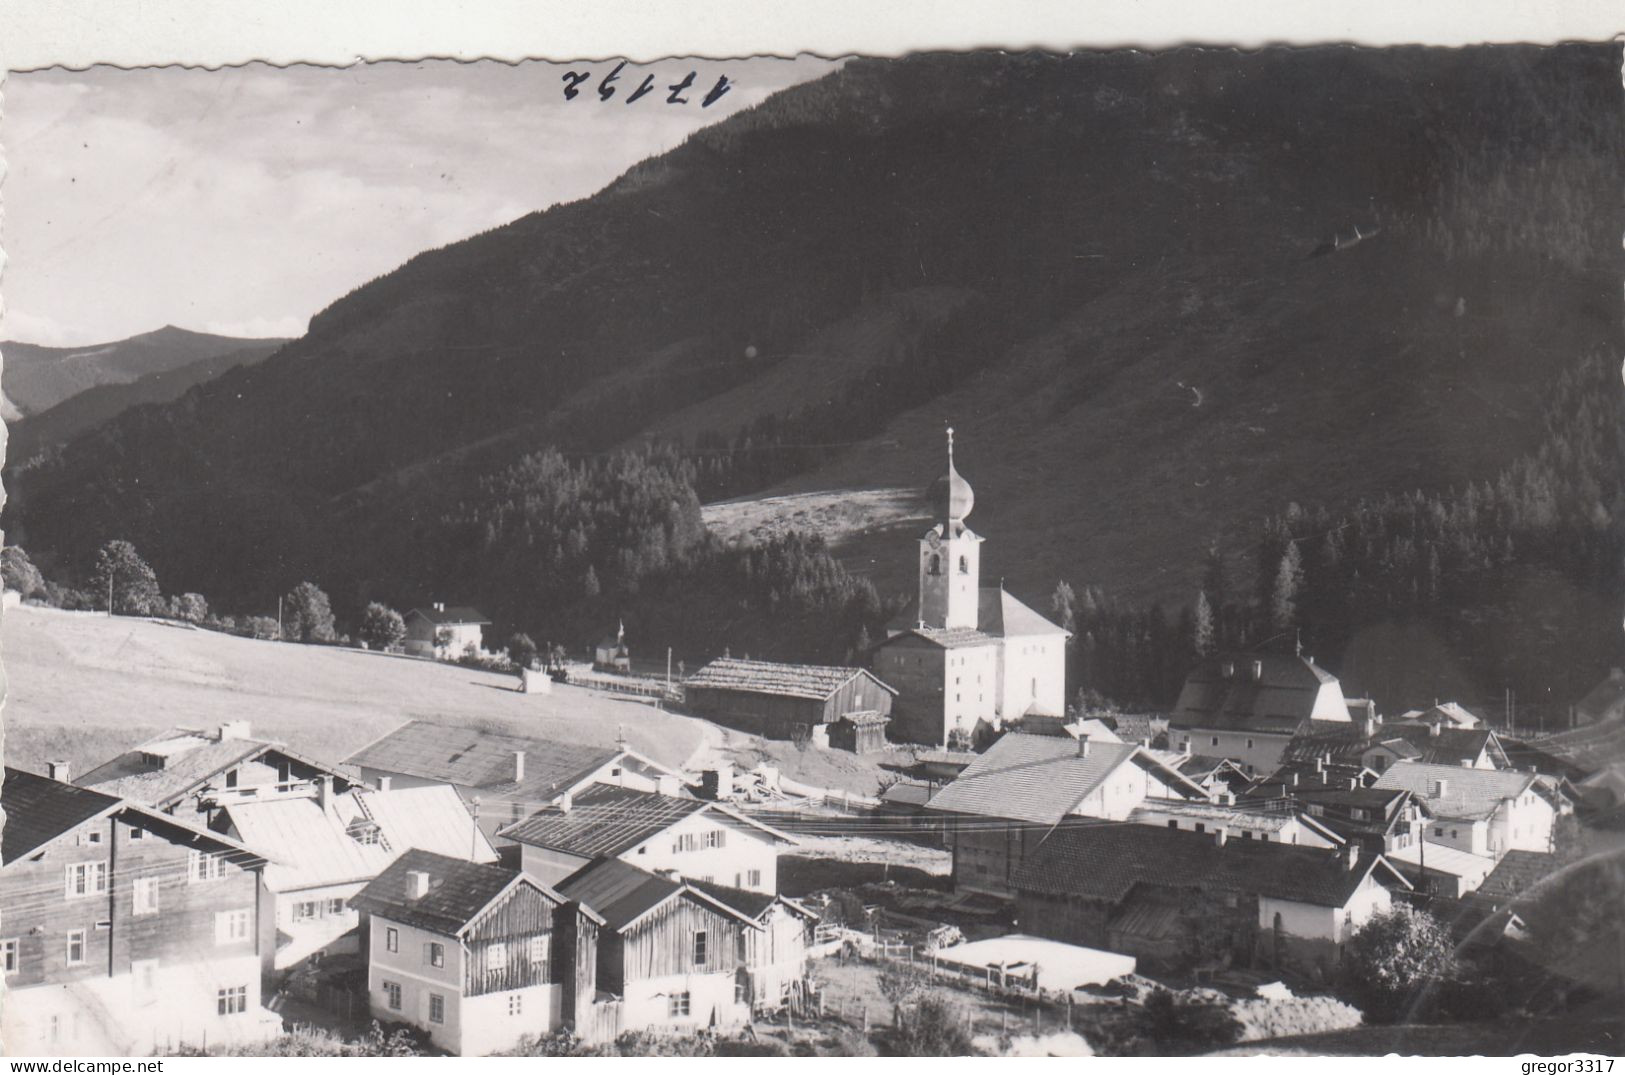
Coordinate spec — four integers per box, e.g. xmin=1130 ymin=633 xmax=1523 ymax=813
xmin=684 ymin=658 xmax=896 ymax=702
xmin=1172 ymin=655 xmax=1340 ymax=734
xmin=2 ymin=767 xmax=120 ymax=864
xmin=555 ymin=858 xmax=758 ymax=933
xmin=350 ymin=848 xmax=566 ymax=936
xmin=344 ymin=720 xmax=624 ymax=801
xmin=497 ymin=785 xmax=791 ymax=857
xmin=1013 ymin=821 xmax=1408 ymax=908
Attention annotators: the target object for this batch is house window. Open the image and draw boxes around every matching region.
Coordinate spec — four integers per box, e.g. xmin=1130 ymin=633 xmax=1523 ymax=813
xmin=1245 ymin=739 xmax=1254 ymax=749
xmin=215 ymin=909 xmax=253 ymax=944
xmin=508 ymin=994 xmax=523 ymax=1016
xmin=693 ymin=931 xmax=708 ymax=966
xmin=428 ymin=994 xmax=446 ymax=1024
xmin=489 ymin=941 xmax=509 ymax=971
xmin=668 ymin=991 xmax=691 ymax=1017
xmin=1242 ymin=831 xmax=1254 ymax=839
xmin=1 ymin=938 xmax=18 ymax=974
xmin=293 ymin=901 xmax=319 ymax=922
xmin=1167 ymin=820 xmax=1178 ymax=829
xmin=1195 ymin=823 xmax=1206 ymax=834
xmin=217 ymin=985 xmax=248 ymax=1015
xmin=384 ymin=981 xmax=402 ymax=1011
xmin=64 ymin=861 xmax=108 ymax=899
xmin=84 ymin=831 xmax=103 ymax=845
xmin=528 ymin=935 xmax=549 ymax=968
xmin=189 ymin=850 xmax=224 ymax=883
xmin=1351 ymin=808 xmax=1368 ymax=821
xmin=129 ymin=827 xmax=144 ymax=840
xmin=225 ymin=769 xmax=239 ymax=789
xmin=426 ymin=942 xmax=445 ymax=968
xmin=327 ymin=898 xmax=345 ymax=916
xmin=133 ymin=876 xmax=160 ymax=916
xmin=66 ymin=930 xmax=87 ymax=966
xmin=1212 ymin=737 xmax=1220 ymax=747
xmin=386 ymin=927 xmax=399 ymax=953
xmin=1434 ymin=826 xmax=1444 ymax=838
xmin=746 ymin=869 xmax=762 ymax=888
xmin=1260 ymin=834 xmax=1269 ymax=842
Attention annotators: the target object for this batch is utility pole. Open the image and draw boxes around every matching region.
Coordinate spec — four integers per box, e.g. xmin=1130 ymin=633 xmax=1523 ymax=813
xmin=667 ymin=647 xmax=673 ymax=691
xmin=108 ymin=570 xmax=115 ymax=617
xmin=470 ymin=797 xmax=481 ymax=862
xmin=277 ymin=595 xmax=284 ymax=640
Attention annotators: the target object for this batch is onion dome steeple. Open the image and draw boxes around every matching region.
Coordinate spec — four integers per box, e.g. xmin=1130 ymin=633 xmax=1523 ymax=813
xmin=928 ymin=426 xmax=975 ymax=525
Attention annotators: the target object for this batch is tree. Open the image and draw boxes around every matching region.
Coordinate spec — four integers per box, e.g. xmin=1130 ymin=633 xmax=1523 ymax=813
xmin=581 ymin=565 xmax=601 ymax=599
xmin=359 ymin=602 xmax=407 ymax=650
xmin=1193 ymin=590 xmax=1216 ymax=657
xmin=1 ymin=546 xmax=46 ymax=599
xmin=1341 ymin=905 xmax=1457 ymax=1023
xmin=283 ymin=581 xmax=336 ymax=643
xmin=177 ymin=593 xmax=209 ymax=624
xmin=1270 ymin=541 xmax=1303 ymax=634
xmin=1131 ymin=989 xmax=1243 ymax=1052
xmin=1051 ymin=579 xmax=1078 ymax=637
xmin=245 ymin=615 xmax=281 ymax=640
xmin=507 ymin=632 xmax=539 ymax=670
xmin=90 ymin=540 xmax=162 ymax=615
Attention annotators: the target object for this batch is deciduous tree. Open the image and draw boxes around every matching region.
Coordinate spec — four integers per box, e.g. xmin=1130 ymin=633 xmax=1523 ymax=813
xmin=283 ymin=581 xmax=336 ymax=643
xmin=359 ymin=602 xmax=407 ymax=650
xmin=91 ymin=540 xmax=162 ymax=615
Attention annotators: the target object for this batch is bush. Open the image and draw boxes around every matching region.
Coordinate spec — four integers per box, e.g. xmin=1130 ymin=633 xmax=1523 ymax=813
xmin=2 ymin=546 xmax=46 ymax=598
xmin=880 ymin=992 xmax=977 ymax=1056
xmin=359 ymin=602 xmax=407 ymax=650
xmin=1133 ymin=989 xmax=1243 ymax=1053
xmin=1340 ymin=905 xmax=1457 ymax=1023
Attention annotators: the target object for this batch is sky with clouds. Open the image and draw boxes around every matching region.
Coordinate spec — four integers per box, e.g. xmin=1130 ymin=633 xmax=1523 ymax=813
xmin=1 ymin=56 xmax=838 ymax=346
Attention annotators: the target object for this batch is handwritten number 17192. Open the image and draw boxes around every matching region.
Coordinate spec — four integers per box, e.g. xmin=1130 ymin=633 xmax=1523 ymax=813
xmin=561 ymin=62 xmax=732 ymax=107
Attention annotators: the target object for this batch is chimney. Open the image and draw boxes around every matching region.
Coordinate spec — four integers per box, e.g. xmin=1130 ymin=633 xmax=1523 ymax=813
xmin=1343 ymin=843 xmax=1360 ymax=871
xmin=1429 ymin=721 xmax=1442 ymax=738
xmin=1213 ymin=826 xmax=1228 ymax=847
xmin=47 ymin=760 xmax=71 ymax=783
xmin=408 ymin=870 xmax=431 ymax=898
xmin=377 ymin=775 xmax=392 ymax=792
xmin=1459 ymin=759 xmax=1472 ymax=769
xmin=216 ymin=720 xmax=250 ymax=742
xmin=1290 ymin=770 xmax=1299 ymax=787
xmin=559 ymin=789 xmax=573 ymax=814
xmin=657 ymin=774 xmax=682 ymax=798
xmin=513 ymin=751 xmax=526 ymax=783
xmin=1362 ymin=713 xmax=1376 ymax=739
xmin=1432 ymin=779 xmax=1448 ymax=798
xmin=1347 ymin=776 xmax=1359 ymax=791
xmin=1251 ymin=660 xmax=1263 ymax=682
xmin=1076 ymin=735 xmax=1091 ymax=759
xmin=316 ymin=775 xmax=334 ymax=811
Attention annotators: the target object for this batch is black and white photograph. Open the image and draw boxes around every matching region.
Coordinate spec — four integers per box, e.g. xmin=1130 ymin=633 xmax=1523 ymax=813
xmin=1 ymin=3 xmax=1622 ymax=1060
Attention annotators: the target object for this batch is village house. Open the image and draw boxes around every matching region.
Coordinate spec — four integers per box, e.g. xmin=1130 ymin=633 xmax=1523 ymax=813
xmin=556 ymin=858 xmax=759 ymax=1034
xmin=1175 ymin=755 xmax=1255 ymax=799
xmin=688 ymin=880 xmax=819 ymax=1012
xmin=1010 ymin=820 xmax=1411 ymax=978
xmin=497 ymin=783 xmax=795 ymax=894
xmin=344 ymin=720 xmax=692 ymax=841
xmin=349 ymin=849 xmax=604 ymax=1056
xmin=74 ymin=722 xmax=361 ymax=830
xmin=594 ymin=623 xmax=632 ymax=673
xmin=1169 ymin=654 xmax=1355 ymax=777
xmin=220 ymin=779 xmax=498 ymax=971
xmin=872 ymin=431 xmax=1071 ymax=748
xmin=1129 ymin=796 xmax=1343 ymax=848
xmin=1 ymin=767 xmax=279 ymax=1056
xmin=683 ymin=657 xmax=897 ymax=752
xmin=1397 ymin=701 xmax=1486 ymax=729
xmin=1373 ymin=760 xmax=1559 ymax=860
xmin=1242 ymin=773 xmax=1426 ymax=856
xmin=925 ymin=732 xmax=1210 ymax=897
xmin=403 ymin=603 xmax=491 ymax=659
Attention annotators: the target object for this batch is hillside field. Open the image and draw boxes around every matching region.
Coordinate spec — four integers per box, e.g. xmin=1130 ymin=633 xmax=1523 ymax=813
xmin=0 ymin=604 xmax=707 ymax=782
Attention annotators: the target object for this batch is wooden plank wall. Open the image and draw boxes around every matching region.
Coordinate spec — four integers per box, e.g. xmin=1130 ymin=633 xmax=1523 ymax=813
xmin=462 ymin=884 xmax=558 ymax=997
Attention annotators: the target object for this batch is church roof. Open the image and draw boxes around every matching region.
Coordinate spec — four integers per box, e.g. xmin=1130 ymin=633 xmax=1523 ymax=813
xmin=884 ymin=588 xmax=1068 ymax=640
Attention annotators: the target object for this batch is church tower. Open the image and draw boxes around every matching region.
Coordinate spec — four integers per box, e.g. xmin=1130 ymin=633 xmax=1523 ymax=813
xmin=918 ymin=428 xmax=983 ymax=630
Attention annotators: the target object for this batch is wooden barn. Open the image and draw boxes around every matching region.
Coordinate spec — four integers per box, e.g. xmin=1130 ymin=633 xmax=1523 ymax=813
xmin=557 ymin=858 xmax=759 ymax=1032
xmin=350 ymin=849 xmax=604 ymax=1056
xmin=682 ymin=658 xmax=897 ymax=750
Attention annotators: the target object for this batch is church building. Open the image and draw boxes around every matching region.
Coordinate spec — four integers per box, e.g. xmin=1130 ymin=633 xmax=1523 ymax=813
xmin=873 ymin=430 xmax=1071 ymax=746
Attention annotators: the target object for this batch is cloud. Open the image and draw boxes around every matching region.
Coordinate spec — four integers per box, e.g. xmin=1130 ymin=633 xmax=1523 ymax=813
xmin=2 ymin=57 xmax=840 ymax=346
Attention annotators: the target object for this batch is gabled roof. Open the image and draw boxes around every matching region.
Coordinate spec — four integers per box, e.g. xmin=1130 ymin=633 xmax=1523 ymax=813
xmin=1471 ymin=849 xmax=1560 ymax=907
xmin=350 ymin=848 xmax=577 ymax=936
xmin=407 ymin=606 xmax=490 ymax=626
xmin=1106 ymin=714 xmax=1168 ymax=747
xmin=75 ymin=726 xmax=352 ymax=809
xmin=1374 ymin=724 xmax=1504 ymax=767
xmin=223 ymin=784 xmax=497 ymax=893
xmin=926 ymin=733 xmax=1206 ymax=825
xmin=684 ymin=658 xmax=897 ymax=702
xmin=3 ymin=767 xmax=122 ymax=864
xmin=883 ymin=588 xmax=1069 ymax=641
xmin=343 ymin=720 xmax=676 ymax=804
xmin=1129 ymin=797 xmax=1337 ymax=840
xmin=497 ymin=784 xmax=794 ymax=857
xmin=1012 ymin=821 xmax=1409 ymax=909
xmin=686 ymin=879 xmax=819 ymax=923
xmin=1372 ymin=761 xmax=1537 ymax=821
xmin=555 ymin=858 xmax=759 ymax=933
xmin=1171 ymin=655 xmax=1342 ymax=734
xmin=3 ymin=768 xmax=266 ymax=869
xmin=880 ymin=625 xmax=1001 ymax=649
xmin=1398 ymin=702 xmax=1485 ymax=729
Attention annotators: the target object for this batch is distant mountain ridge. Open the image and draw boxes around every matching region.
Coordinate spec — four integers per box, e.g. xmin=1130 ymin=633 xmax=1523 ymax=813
xmin=2 ymin=325 xmax=289 ymax=421
xmin=6 ymin=46 xmax=1619 ymax=633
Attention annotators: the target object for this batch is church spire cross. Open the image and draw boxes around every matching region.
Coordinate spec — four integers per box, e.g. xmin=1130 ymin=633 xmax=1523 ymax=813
xmin=946 ymin=425 xmax=954 ymax=461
